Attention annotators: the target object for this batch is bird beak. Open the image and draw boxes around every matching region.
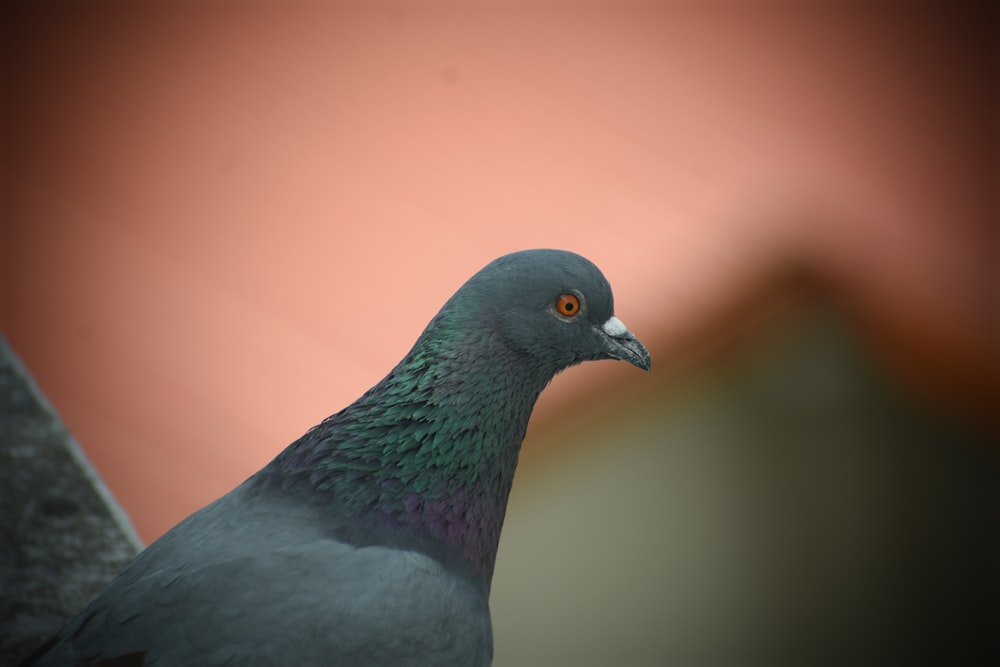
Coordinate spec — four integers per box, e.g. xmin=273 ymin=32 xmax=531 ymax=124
xmin=599 ymin=316 xmax=651 ymax=372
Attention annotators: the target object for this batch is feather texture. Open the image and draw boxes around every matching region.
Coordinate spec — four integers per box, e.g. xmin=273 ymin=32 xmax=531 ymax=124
xmin=27 ymin=249 xmax=649 ymax=666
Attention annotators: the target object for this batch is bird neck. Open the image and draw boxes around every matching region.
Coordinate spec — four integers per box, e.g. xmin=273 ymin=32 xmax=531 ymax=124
xmin=261 ymin=315 xmax=556 ymax=588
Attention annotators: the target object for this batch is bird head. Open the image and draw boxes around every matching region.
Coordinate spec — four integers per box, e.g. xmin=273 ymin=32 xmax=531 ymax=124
xmin=445 ymin=249 xmax=651 ymax=376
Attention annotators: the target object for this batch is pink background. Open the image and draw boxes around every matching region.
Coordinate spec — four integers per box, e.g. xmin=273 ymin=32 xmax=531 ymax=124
xmin=2 ymin=2 xmax=993 ymax=545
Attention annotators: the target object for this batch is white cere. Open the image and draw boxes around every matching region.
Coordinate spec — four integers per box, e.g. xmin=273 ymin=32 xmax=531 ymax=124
xmin=602 ymin=316 xmax=628 ymax=337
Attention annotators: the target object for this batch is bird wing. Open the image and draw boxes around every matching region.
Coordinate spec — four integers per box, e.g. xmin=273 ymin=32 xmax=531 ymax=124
xmin=37 ymin=493 xmax=493 ymax=666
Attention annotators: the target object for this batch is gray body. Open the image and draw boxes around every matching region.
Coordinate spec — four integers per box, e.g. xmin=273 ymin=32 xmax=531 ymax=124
xmin=38 ymin=483 xmax=492 ymax=666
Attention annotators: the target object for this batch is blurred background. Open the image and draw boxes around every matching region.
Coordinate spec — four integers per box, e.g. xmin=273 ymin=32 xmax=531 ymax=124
xmin=1 ymin=1 xmax=996 ymax=664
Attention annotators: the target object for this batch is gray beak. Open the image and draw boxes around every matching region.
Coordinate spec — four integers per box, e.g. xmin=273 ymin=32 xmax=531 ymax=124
xmin=600 ymin=316 xmax=651 ymax=372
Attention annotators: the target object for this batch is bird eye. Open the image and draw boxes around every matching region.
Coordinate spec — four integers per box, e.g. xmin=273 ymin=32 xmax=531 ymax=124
xmin=555 ymin=293 xmax=581 ymax=317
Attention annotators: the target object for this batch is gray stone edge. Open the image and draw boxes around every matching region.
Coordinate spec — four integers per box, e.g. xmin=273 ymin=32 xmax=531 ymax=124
xmin=0 ymin=335 xmax=145 ymax=552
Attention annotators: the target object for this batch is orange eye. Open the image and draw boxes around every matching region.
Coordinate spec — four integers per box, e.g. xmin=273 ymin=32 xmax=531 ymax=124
xmin=555 ymin=293 xmax=581 ymax=317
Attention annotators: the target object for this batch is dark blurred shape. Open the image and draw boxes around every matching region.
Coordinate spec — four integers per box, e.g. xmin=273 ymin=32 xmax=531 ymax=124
xmin=0 ymin=337 xmax=140 ymax=666
xmin=498 ymin=292 xmax=999 ymax=665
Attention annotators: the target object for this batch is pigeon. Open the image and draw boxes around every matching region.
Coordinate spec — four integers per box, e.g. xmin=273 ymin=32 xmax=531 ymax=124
xmin=25 ymin=248 xmax=651 ymax=666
